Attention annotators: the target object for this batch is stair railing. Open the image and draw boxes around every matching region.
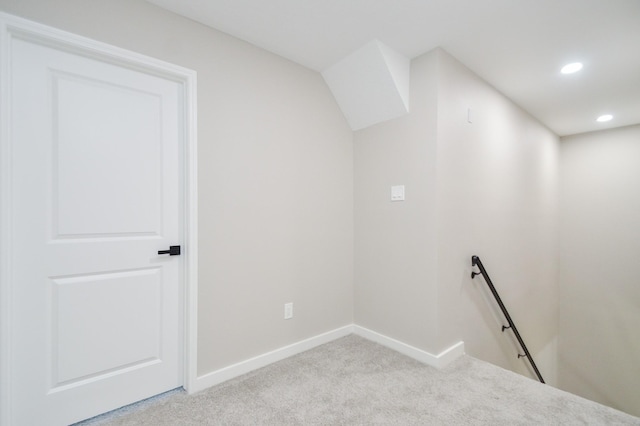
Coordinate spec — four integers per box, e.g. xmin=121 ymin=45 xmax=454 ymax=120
xmin=471 ymin=255 xmax=545 ymax=384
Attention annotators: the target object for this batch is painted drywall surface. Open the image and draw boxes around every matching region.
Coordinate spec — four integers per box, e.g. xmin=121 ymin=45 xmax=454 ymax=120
xmin=558 ymin=124 xmax=640 ymax=416
xmin=0 ymin=0 xmax=354 ymax=375
xmin=354 ymin=51 xmax=440 ymax=352
xmin=353 ymin=48 xmax=560 ymax=382
xmin=435 ymin=50 xmax=560 ymax=385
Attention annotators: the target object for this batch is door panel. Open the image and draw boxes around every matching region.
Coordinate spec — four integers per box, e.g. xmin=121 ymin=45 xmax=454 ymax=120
xmin=52 ymin=268 xmax=162 ymax=386
xmin=9 ymin=33 xmax=184 ymax=426
xmin=53 ymin=71 xmax=162 ymax=238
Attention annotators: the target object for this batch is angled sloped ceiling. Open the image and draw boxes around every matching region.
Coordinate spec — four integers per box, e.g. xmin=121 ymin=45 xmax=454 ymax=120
xmin=322 ymin=40 xmax=410 ymax=131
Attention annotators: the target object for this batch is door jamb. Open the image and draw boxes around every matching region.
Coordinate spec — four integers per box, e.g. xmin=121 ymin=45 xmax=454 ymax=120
xmin=0 ymin=12 xmax=199 ymax=426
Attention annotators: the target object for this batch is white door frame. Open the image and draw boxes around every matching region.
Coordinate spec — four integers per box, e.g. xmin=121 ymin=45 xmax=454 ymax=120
xmin=0 ymin=12 xmax=198 ymax=425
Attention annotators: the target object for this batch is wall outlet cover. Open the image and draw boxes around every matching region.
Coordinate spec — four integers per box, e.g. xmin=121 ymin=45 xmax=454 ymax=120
xmin=391 ymin=185 xmax=405 ymax=201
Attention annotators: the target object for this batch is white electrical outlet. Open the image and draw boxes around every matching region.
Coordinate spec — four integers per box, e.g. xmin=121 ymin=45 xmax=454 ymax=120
xmin=284 ymin=303 xmax=293 ymax=319
xmin=391 ymin=185 xmax=405 ymax=201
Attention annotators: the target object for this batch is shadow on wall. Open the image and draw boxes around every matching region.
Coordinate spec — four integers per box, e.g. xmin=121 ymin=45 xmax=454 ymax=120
xmin=558 ymin=354 xmax=619 ymax=410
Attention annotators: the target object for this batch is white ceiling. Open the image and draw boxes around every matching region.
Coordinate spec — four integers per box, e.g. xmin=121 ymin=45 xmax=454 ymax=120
xmin=147 ymin=0 xmax=640 ymax=136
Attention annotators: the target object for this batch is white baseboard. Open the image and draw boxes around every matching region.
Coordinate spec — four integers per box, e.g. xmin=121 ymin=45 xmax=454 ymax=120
xmin=352 ymin=325 xmax=465 ymax=369
xmin=190 ymin=324 xmax=465 ymax=394
xmin=190 ymin=325 xmax=354 ymax=394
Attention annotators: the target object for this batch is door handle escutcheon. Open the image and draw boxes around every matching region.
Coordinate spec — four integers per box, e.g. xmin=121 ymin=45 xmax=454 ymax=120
xmin=158 ymin=245 xmax=181 ymax=256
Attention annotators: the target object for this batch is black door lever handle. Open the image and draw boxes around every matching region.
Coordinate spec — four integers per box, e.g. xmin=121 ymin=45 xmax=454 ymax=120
xmin=158 ymin=245 xmax=181 ymax=256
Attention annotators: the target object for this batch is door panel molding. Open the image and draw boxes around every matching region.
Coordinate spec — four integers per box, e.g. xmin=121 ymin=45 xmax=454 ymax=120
xmin=0 ymin=12 xmax=198 ymax=426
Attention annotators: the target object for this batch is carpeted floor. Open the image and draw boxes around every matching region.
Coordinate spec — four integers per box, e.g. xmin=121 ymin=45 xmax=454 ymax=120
xmin=78 ymin=335 xmax=640 ymax=425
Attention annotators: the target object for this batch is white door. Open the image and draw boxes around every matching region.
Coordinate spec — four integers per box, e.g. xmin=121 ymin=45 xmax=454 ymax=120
xmin=6 ymin=25 xmax=187 ymax=426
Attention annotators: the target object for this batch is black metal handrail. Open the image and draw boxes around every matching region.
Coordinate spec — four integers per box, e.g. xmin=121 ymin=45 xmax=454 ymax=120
xmin=471 ymin=255 xmax=545 ymax=384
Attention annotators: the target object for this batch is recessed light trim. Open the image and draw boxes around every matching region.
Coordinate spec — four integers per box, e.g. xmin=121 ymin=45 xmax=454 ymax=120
xmin=596 ymin=114 xmax=613 ymax=122
xmin=561 ymin=62 xmax=583 ymax=74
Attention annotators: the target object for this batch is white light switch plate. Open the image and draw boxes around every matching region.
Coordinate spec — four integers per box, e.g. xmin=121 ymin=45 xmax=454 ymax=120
xmin=391 ymin=185 xmax=405 ymax=201
xmin=284 ymin=303 xmax=293 ymax=319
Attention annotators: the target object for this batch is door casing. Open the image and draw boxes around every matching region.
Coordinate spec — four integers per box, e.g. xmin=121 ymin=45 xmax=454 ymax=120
xmin=0 ymin=12 xmax=199 ymax=426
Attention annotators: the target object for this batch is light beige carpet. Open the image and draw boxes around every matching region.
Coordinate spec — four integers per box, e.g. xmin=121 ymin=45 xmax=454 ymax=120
xmin=78 ymin=335 xmax=640 ymax=425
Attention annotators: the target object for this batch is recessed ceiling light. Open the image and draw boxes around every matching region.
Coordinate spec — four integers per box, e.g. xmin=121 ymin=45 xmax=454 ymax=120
xmin=596 ymin=114 xmax=613 ymax=122
xmin=561 ymin=62 xmax=583 ymax=74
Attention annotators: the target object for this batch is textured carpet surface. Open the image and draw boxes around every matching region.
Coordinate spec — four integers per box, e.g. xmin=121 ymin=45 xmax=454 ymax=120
xmin=79 ymin=335 xmax=640 ymax=425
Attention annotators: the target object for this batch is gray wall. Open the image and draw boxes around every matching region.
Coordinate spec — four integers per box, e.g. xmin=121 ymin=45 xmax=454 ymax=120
xmin=435 ymin=50 xmax=559 ymax=384
xmin=0 ymin=0 xmax=355 ymax=376
xmin=354 ymin=51 xmax=440 ymax=351
xmin=558 ymin=124 xmax=640 ymax=416
xmin=354 ymin=49 xmax=560 ymax=383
